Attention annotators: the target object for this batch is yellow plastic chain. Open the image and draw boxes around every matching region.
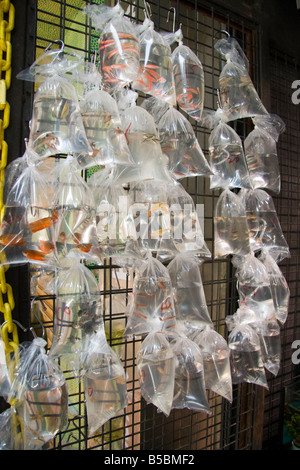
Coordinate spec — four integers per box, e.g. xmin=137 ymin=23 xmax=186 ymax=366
xmin=0 ymin=0 xmax=18 ymax=357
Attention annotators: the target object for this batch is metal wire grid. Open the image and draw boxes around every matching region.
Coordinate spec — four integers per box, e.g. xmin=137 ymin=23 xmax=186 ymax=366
xmin=27 ymin=0 xmax=264 ymax=450
xmin=260 ymin=47 xmax=300 ymax=449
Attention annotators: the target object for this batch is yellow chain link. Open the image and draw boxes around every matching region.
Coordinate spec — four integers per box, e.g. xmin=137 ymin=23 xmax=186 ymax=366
xmin=0 ymin=1 xmax=17 ymax=357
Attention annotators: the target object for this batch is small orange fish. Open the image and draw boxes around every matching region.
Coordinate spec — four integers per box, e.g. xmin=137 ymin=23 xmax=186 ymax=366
xmin=75 ymin=243 xmax=92 ymax=253
xmin=27 ymin=217 xmax=53 ymax=233
xmin=0 ymin=234 xmax=26 ymax=246
xmin=38 ymin=240 xmax=55 ymax=254
xmin=72 ymin=232 xmax=82 ymax=244
xmin=133 ymin=311 xmax=148 ymax=319
xmin=22 ymin=250 xmax=46 ymax=261
xmin=58 ymin=232 xmax=66 ymax=243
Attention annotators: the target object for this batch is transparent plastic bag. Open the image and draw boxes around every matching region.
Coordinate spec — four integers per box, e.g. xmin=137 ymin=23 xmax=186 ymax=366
xmin=136 ymin=331 xmax=175 ymax=416
xmin=114 ymin=96 xmax=172 ymax=184
xmin=259 ymin=250 xmax=290 ymax=324
xmin=190 ymin=325 xmax=233 ymax=402
xmin=0 ymin=157 xmax=58 ymax=267
xmin=123 ymin=253 xmax=176 ymax=338
xmin=85 ymin=3 xmax=140 ymax=91
xmin=168 ymin=27 xmax=205 ymax=121
xmin=170 ymin=335 xmax=211 ymax=413
xmin=249 ymin=316 xmax=281 ymax=376
xmin=157 ymin=106 xmax=212 ymax=179
xmin=215 ymin=36 xmax=268 ymax=122
xmin=167 ymin=253 xmax=213 ymax=333
xmin=82 ymin=328 xmax=128 ymax=435
xmin=157 ymin=178 xmax=211 ymax=262
xmin=226 ymin=312 xmax=268 ymax=388
xmin=241 ymin=188 xmax=289 ymax=262
xmin=53 ymin=156 xmax=98 ymax=260
xmin=10 ymin=337 xmax=68 ymax=450
xmin=88 ymin=167 xmax=140 ymax=263
xmin=132 ymin=17 xmax=176 ymax=105
xmin=78 ymin=88 xmax=133 ymax=169
xmin=27 ymin=73 xmax=92 ymax=159
xmin=202 ymin=107 xmax=251 ymax=189
xmin=0 ymin=329 xmax=11 ymax=401
xmin=0 ymin=408 xmax=15 ymax=450
xmin=49 ymin=257 xmax=103 ymax=365
xmin=233 ymin=253 xmax=276 ymax=320
xmin=214 ymin=189 xmax=251 ymax=258
xmin=244 ymin=114 xmax=285 ymax=194
xmin=141 ymin=95 xmax=170 ymax=125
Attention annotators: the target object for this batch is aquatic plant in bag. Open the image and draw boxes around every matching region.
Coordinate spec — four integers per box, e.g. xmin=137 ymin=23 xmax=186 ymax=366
xmin=214 ymin=189 xmax=251 ymax=258
xmin=190 ymin=325 xmax=233 ymax=402
xmin=201 ymin=107 xmax=251 ymax=190
xmin=215 ymin=35 xmax=268 ymax=122
xmin=167 ymin=253 xmax=212 ymax=334
xmin=123 ymin=253 xmax=176 ymax=338
xmin=82 ymin=327 xmax=128 ymax=436
xmin=136 ymin=331 xmax=175 ymax=416
xmin=85 ymin=3 xmax=140 ymax=91
xmin=132 ymin=17 xmax=176 ymax=105
xmin=170 ymin=335 xmax=211 ymax=413
xmin=0 ymin=153 xmax=58 ymax=267
xmin=9 ymin=338 xmax=68 ymax=450
xmin=244 ymin=114 xmax=285 ymax=194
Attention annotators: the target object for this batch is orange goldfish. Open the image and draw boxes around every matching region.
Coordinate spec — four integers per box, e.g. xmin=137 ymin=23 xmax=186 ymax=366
xmin=22 ymin=250 xmax=46 ymax=261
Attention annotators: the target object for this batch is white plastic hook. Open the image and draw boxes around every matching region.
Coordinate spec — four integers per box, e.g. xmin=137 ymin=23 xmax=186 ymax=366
xmin=144 ymin=1 xmax=152 ymax=19
xmin=167 ymin=7 xmax=176 ymax=33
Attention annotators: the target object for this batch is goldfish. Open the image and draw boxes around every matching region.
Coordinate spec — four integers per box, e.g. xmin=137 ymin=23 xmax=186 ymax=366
xmin=0 ymin=234 xmax=26 ymax=246
xmin=38 ymin=240 xmax=55 ymax=254
xmin=22 ymin=250 xmax=46 ymax=261
xmin=75 ymin=243 xmax=92 ymax=253
xmin=27 ymin=217 xmax=54 ymax=233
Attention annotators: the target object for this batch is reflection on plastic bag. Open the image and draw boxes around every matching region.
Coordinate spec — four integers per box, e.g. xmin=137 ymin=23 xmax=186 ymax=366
xmin=10 ymin=338 xmax=68 ymax=450
xmin=85 ymin=3 xmax=140 ymax=91
xmin=250 ymin=316 xmax=281 ymax=377
xmin=132 ymin=17 xmax=176 ymax=105
xmin=215 ymin=36 xmax=268 ymax=122
xmin=244 ymin=114 xmax=285 ymax=194
xmin=214 ymin=189 xmax=251 ymax=258
xmin=136 ymin=331 xmax=175 ymax=416
xmin=170 ymin=335 xmax=211 ymax=413
xmin=124 ymin=253 xmax=176 ymax=337
xmin=82 ymin=328 xmax=128 ymax=435
xmin=167 ymin=253 xmax=212 ymax=332
xmin=189 ymin=325 xmax=233 ymax=402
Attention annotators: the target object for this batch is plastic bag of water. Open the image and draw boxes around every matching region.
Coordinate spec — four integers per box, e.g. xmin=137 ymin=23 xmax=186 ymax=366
xmin=214 ymin=189 xmax=251 ymax=258
xmin=9 ymin=338 xmax=68 ymax=450
xmin=189 ymin=325 xmax=233 ymax=402
xmin=233 ymin=253 xmax=276 ymax=320
xmin=259 ymin=250 xmax=290 ymax=324
xmin=226 ymin=312 xmax=268 ymax=388
xmin=244 ymin=114 xmax=285 ymax=194
xmin=53 ymin=156 xmax=98 ymax=261
xmin=82 ymin=327 xmax=128 ymax=435
xmin=214 ymin=36 xmax=268 ymax=122
xmin=157 ymin=106 xmax=212 ymax=179
xmin=123 ymin=253 xmax=176 ymax=337
xmin=241 ymin=188 xmax=289 ymax=262
xmin=49 ymin=256 xmax=103 ymax=367
xmin=249 ymin=315 xmax=281 ymax=377
xmin=170 ymin=334 xmax=211 ymax=413
xmin=84 ymin=3 xmax=140 ymax=91
xmin=202 ymin=107 xmax=251 ymax=190
xmin=136 ymin=331 xmax=175 ymax=416
xmin=167 ymin=253 xmax=213 ymax=334
xmin=0 ymin=153 xmax=59 ymax=267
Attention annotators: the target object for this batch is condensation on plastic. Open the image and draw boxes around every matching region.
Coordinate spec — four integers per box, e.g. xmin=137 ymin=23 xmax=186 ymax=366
xmin=214 ymin=189 xmax=251 ymax=258
xmin=214 ymin=36 xmax=268 ymax=122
